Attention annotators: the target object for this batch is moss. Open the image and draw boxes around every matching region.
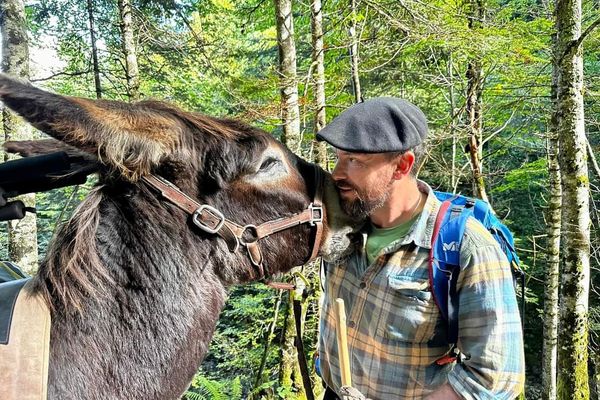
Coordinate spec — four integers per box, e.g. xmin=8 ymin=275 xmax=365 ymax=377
xmin=576 ymin=175 xmax=589 ymax=187
xmin=557 ymin=310 xmax=590 ymax=399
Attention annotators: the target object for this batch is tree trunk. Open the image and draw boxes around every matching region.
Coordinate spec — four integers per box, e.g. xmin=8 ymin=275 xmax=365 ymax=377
xmin=465 ymin=0 xmax=488 ymax=202
xmin=542 ymin=32 xmax=561 ymax=400
xmin=254 ymin=290 xmax=283 ymax=389
xmin=274 ymin=0 xmax=304 ymax=395
xmin=87 ymin=0 xmax=102 ymax=99
xmin=448 ymin=51 xmax=458 ymax=191
xmin=0 ymin=0 xmax=39 ymax=274
xmin=278 ymin=288 xmax=307 ymax=399
xmin=274 ymin=0 xmax=301 ymax=154
xmin=310 ymin=0 xmax=327 ymax=169
xmin=592 ymin=351 xmax=600 ymax=400
xmin=118 ymin=0 xmax=140 ymax=100
xmin=555 ymin=0 xmax=591 ymax=398
xmin=349 ymin=0 xmax=362 ymax=103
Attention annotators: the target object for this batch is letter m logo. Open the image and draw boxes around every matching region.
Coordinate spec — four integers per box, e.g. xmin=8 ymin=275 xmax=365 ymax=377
xmin=442 ymin=241 xmax=458 ymax=252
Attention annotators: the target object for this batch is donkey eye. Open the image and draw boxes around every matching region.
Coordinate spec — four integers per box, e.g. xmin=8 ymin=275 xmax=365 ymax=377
xmin=259 ymin=157 xmax=278 ymax=171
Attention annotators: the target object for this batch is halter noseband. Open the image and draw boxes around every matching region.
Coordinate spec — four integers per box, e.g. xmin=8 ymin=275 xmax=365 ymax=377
xmin=142 ymin=166 xmax=325 ymax=289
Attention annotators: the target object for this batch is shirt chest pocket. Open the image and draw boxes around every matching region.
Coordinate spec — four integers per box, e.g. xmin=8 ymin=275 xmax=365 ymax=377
xmin=376 ymin=274 xmax=438 ymax=343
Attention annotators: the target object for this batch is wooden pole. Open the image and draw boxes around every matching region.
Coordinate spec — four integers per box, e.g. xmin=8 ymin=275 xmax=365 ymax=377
xmin=335 ymin=298 xmax=352 ymax=387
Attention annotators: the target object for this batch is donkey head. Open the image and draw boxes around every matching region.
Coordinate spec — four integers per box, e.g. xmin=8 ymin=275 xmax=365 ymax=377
xmin=0 ymin=74 xmax=356 ymax=288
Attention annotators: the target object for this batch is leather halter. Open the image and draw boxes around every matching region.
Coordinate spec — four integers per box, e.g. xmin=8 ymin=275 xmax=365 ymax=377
xmin=141 ymin=166 xmax=324 ymax=289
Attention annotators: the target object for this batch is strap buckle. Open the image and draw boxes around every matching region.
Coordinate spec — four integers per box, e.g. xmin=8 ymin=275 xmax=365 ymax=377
xmin=309 ymin=203 xmax=323 ymax=226
xmin=192 ymin=205 xmax=225 ymax=234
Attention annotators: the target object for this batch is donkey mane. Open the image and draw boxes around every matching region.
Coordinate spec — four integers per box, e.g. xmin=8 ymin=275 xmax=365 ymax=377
xmin=31 ymin=187 xmax=107 ymax=313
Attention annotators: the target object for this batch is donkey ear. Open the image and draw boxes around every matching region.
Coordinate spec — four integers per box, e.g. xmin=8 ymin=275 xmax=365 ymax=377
xmin=0 ymin=74 xmax=183 ymax=180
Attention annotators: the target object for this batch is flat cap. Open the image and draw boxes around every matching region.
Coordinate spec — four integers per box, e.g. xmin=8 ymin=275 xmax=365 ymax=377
xmin=316 ymin=97 xmax=428 ymax=153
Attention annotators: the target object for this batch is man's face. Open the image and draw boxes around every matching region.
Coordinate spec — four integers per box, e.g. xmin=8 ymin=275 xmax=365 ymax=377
xmin=331 ymin=150 xmax=399 ymax=219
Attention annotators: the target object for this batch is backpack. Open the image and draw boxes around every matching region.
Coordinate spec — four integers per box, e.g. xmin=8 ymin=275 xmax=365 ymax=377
xmin=430 ymin=191 xmax=524 ymax=364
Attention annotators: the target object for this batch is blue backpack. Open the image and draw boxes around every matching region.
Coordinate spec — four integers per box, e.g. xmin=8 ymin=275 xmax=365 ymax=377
xmin=430 ymin=191 xmax=524 ymax=364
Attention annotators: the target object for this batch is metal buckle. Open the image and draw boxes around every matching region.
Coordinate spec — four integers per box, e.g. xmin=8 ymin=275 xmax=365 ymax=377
xmin=192 ymin=205 xmax=225 ymax=234
xmin=309 ymin=203 xmax=323 ymax=226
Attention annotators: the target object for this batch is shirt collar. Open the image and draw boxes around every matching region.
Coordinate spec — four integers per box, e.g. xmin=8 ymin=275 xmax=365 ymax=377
xmin=402 ymin=180 xmax=442 ymax=249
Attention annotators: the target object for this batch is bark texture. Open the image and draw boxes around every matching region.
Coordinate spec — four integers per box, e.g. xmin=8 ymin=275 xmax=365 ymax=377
xmin=118 ymin=0 xmax=140 ymax=100
xmin=274 ymin=0 xmax=304 ymax=395
xmin=542 ymin=32 xmax=561 ymax=400
xmin=465 ymin=0 xmax=488 ymax=202
xmin=349 ymin=0 xmax=362 ymax=103
xmin=278 ymin=287 xmax=307 ymax=399
xmin=555 ymin=0 xmax=591 ymax=398
xmin=274 ymin=0 xmax=301 ymax=153
xmin=311 ymin=0 xmax=327 ymax=169
xmin=0 ymin=0 xmax=39 ymax=274
xmin=87 ymin=0 xmax=102 ymax=99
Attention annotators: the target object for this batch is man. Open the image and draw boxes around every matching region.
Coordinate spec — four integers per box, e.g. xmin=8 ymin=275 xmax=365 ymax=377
xmin=316 ymin=98 xmax=525 ymax=400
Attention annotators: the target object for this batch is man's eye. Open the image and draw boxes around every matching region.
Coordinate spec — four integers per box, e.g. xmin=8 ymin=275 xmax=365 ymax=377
xmin=259 ymin=157 xmax=278 ymax=171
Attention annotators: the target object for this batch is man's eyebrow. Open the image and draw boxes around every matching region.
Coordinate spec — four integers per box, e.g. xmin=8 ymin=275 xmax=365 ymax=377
xmin=337 ymin=150 xmax=370 ymax=158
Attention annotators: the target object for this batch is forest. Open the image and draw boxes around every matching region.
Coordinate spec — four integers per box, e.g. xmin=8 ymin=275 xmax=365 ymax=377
xmin=0 ymin=0 xmax=598 ymax=399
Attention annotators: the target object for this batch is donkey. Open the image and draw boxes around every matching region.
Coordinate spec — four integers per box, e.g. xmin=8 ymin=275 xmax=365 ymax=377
xmin=0 ymin=74 xmax=356 ymax=400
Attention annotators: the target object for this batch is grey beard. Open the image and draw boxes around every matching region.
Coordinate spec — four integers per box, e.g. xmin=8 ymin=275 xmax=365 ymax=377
xmin=341 ymin=190 xmax=390 ymax=219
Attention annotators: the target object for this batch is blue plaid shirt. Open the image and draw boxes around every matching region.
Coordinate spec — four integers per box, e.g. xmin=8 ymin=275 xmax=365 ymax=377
xmin=318 ymin=181 xmax=525 ymax=399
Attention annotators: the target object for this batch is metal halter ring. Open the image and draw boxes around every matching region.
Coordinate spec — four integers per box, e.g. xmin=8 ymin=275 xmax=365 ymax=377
xmin=308 ymin=203 xmax=323 ymax=226
xmin=239 ymin=224 xmax=259 ymax=246
xmin=192 ymin=205 xmax=225 ymax=234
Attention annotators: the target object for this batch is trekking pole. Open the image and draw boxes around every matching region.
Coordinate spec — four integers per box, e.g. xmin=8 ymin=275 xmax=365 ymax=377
xmin=335 ymin=298 xmax=352 ymax=387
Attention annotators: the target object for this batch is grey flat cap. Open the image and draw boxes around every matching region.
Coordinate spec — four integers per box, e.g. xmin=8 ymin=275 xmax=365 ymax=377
xmin=316 ymin=97 xmax=428 ymax=153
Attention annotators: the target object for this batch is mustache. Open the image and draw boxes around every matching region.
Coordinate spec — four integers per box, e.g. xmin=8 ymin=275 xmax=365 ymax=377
xmin=335 ymin=180 xmax=356 ymax=190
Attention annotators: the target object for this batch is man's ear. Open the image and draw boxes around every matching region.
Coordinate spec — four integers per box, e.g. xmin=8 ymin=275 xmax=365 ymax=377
xmin=391 ymin=151 xmax=414 ymax=179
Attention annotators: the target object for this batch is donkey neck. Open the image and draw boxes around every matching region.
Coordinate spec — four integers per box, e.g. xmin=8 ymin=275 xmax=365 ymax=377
xmin=42 ymin=188 xmax=231 ymax=400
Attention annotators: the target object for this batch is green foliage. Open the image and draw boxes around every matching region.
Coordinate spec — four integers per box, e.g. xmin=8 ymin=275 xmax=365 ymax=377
xmin=183 ymin=375 xmax=242 ymax=400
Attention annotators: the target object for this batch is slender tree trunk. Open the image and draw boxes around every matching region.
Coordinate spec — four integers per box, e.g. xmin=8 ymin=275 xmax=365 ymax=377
xmin=274 ymin=0 xmax=301 ymax=153
xmin=278 ymin=288 xmax=307 ymax=399
xmin=542 ymin=32 xmax=561 ymax=400
xmin=465 ymin=0 xmax=488 ymax=202
xmin=118 ymin=0 xmax=140 ymax=100
xmin=87 ymin=0 xmax=102 ymax=99
xmin=348 ymin=0 xmax=362 ymax=103
xmin=448 ymin=51 xmax=458 ymax=191
xmin=274 ymin=1 xmax=305 ymax=395
xmin=0 ymin=0 xmax=39 ymax=274
xmin=555 ymin=0 xmax=591 ymax=398
xmin=311 ymin=0 xmax=327 ymax=169
xmin=254 ymin=290 xmax=283 ymax=389
xmin=592 ymin=352 xmax=600 ymax=400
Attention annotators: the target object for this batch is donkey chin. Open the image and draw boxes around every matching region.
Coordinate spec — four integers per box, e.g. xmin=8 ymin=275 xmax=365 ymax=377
xmin=319 ymin=176 xmax=363 ymax=263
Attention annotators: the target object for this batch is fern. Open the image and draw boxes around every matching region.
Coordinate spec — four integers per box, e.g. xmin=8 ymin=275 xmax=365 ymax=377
xmin=182 ymin=392 xmax=207 ymax=400
xmin=183 ymin=374 xmax=240 ymax=400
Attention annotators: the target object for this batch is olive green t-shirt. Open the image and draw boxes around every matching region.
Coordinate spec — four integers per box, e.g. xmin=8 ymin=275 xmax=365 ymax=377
xmin=366 ymin=213 xmax=421 ymax=265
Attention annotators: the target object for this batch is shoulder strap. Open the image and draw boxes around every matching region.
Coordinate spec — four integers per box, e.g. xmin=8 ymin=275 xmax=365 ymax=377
xmin=429 ymin=197 xmax=472 ymax=345
xmin=429 ymin=199 xmax=453 ymax=322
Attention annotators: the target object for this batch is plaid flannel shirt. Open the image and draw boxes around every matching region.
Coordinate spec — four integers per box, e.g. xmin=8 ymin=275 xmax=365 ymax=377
xmin=318 ymin=181 xmax=525 ymax=400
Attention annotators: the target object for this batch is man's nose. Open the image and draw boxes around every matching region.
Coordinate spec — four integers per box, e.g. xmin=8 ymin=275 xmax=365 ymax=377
xmin=331 ymin=162 xmax=345 ymax=182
